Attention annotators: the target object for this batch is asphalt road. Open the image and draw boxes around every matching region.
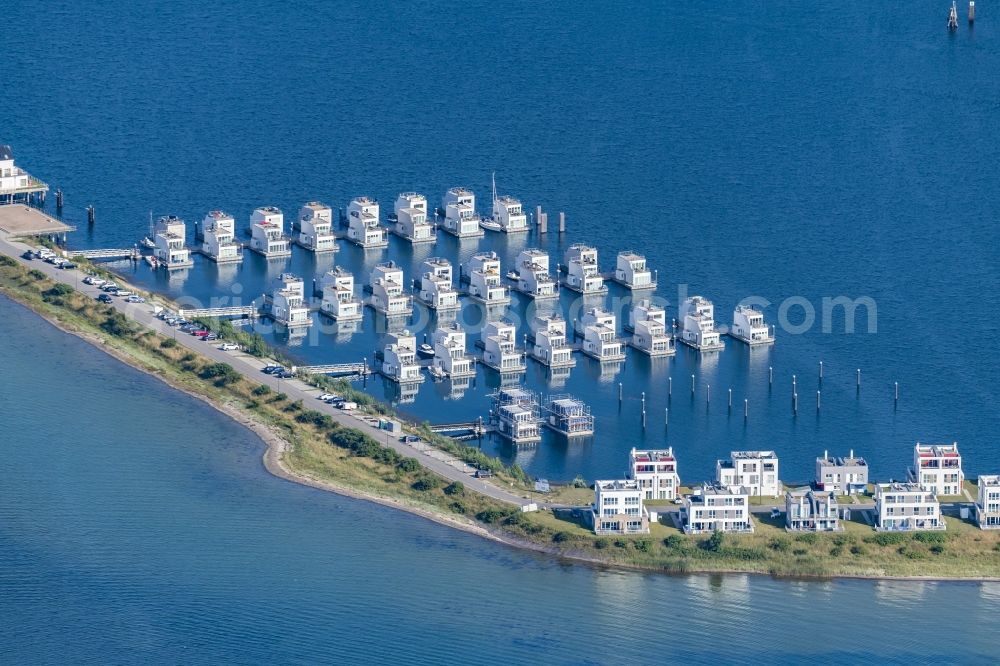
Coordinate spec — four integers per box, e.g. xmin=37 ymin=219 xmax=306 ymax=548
xmin=0 ymin=235 xmax=534 ymax=508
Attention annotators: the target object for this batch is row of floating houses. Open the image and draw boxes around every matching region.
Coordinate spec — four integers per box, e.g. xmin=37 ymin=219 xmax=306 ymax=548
xmin=592 ymin=442 xmax=1000 ymax=536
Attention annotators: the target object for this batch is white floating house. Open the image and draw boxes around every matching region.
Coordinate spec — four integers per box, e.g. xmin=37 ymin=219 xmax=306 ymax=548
xmin=199 ymin=211 xmax=242 ymax=264
xmin=346 ymin=196 xmax=388 ymax=249
xmin=267 ymin=273 xmax=311 ymax=327
xmin=484 ymin=177 xmax=528 ymax=233
xmin=296 ymin=202 xmax=337 ymax=253
xmin=613 ymin=251 xmax=655 ymax=290
xmin=319 ymin=267 xmax=362 ymax=321
xmin=491 ymin=388 xmax=542 ymax=445
xmin=369 ymin=261 xmax=412 ymax=316
xmin=628 ymin=299 xmax=675 ymax=356
xmin=482 ymin=320 xmax=526 ymax=373
xmin=678 ymin=296 xmax=725 ymax=352
xmin=580 ymin=308 xmax=626 ymax=361
xmin=440 ymin=187 xmax=483 ymax=238
xmin=153 ymin=215 xmax=193 ymax=270
xmin=381 ymin=330 xmax=423 ymax=383
xmin=389 ymin=192 xmax=435 ymax=243
xmin=514 ymin=249 xmax=558 ymax=299
xmin=563 ymin=244 xmax=606 ymax=295
xmin=729 ymin=305 xmax=774 ymax=345
xmin=249 ymin=206 xmax=291 ymax=258
xmin=543 ymin=395 xmax=594 ymax=437
xmin=432 ymin=323 xmax=476 ymax=378
xmin=529 ymin=314 xmax=576 ymax=368
xmin=464 ymin=251 xmax=510 ymax=305
xmin=416 ymin=257 xmax=458 ymax=311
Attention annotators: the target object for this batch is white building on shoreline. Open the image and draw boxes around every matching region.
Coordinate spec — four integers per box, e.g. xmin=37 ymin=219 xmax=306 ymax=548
xmin=683 ymin=483 xmax=753 ymax=535
xmin=381 ymin=331 xmax=423 ymax=383
xmin=432 ymin=323 xmax=475 ymax=378
xmin=199 ymin=211 xmax=241 ymax=264
xmin=716 ymin=450 xmax=781 ymax=497
xmin=909 ymin=442 xmax=964 ymax=497
xmin=785 ymin=488 xmax=841 ymax=532
xmin=976 ymin=476 xmax=1000 ymax=530
xmin=628 ymin=448 xmax=680 ymax=501
xmin=296 ymin=201 xmax=337 ymax=253
xmin=875 ymin=482 xmax=944 ymax=532
xmin=592 ymin=480 xmax=650 ymax=535
xmin=249 ymin=206 xmax=291 ymax=258
xmin=815 ymin=450 xmax=869 ymax=495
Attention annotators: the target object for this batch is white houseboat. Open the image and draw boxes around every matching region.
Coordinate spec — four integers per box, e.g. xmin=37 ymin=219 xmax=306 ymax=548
xmin=389 ymin=192 xmax=435 ymax=244
xmin=199 ymin=211 xmax=242 ymax=264
xmin=296 ymin=202 xmax=337 ymax=253
xmin=612 ymin=251 xmax=656 ymax=290
xmin=380 ymin=330 xmax=424 ymax=383
xmin=529 ymin=314 xmax=576 ymax=368
xmin=678 ymin=296 xmax=725 ymax=352
xmin=248 ymin=206 xmax=291 ymax=258
xmin=431 ymin=323 xmax=476 ymax=378
xmin=628 ymin=299 xmax=675 ymax=356
xmin=482 ymin=175 xmax=528 ymax=233
xmin=153 ymin=215 xmax=194 ymax=270
xmin=481 ymin=320 xmax=526 ymax=373
xmin=369 ymin=261 xmax=413 ymax=316
xmin=464 ymin=251 xmax=510 ymax=305
xmin=440 ymin=187 xmax=484 ymax=238
xmin=729 ymin=305 xmax=774 ymax=345
xmin=319 ymin=267 xmax=362 ymax=321
xmin=415 ymin=257 xmax=458 ymax=311
xmin=491 ymin=388 xmax=542 ymax=445
xmin=267 ymin=273 xmax=311 ymax=327
xmin=543 ymin=395 xmax=594 ymax=437
xmin=346 ymin=196 xmax=388 ymax=249
xmin=563 ymin=244 xmax=607 ymax=295
xmin=580 ymin=307 xmax=626 ymax=361
xmin=512 ymin=249 xmax=558 ymax=299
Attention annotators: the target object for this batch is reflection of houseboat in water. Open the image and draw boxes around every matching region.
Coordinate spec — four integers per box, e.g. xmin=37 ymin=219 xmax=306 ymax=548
xmin=543 ymin=395 xmax=594 ymax=437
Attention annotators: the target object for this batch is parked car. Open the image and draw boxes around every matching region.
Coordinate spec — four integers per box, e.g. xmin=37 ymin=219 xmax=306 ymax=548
xmin=218 ymin=343 xmax=240 ymax=351
xmin=317 ymin=393 xmax=337 ymax=401
xmin=474 ymin=469 xmax=494 ymax=479
xmin=21 ymin=251 xmax=33 ymax=260
xmin=325 ymin=397 xmax=345 ymax=406
xmin=97 ymin=294 xmax=114 ymax=304
xmin=101 ymin=283 xmax=119 ymax=292
xmin=203 ymin=333 xmax=218 ymax=341
xmin=277 ymin=371 xmax=294 ymax=379
xmin=262 ymin=365 xmax=282 ymax=374
xmin=60 ymin=262 xmax=77 ymax=270
xmin=401 ymin=435 xmax=421 ymax=444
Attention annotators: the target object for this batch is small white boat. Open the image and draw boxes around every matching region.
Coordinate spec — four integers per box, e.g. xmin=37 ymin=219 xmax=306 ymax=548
xmin=140 ymin=236 xmax=155 ymax=250
xmin=144 ymin=255 xmax=157 ymax=268
xmin=479 ymin=217 xmax=503 ymax=232
xmin=505 ymin=270 xmax=520 ymax=281
xmin=428 ymin=365 xmax=446 ymax=380
xmin=419 ymin=343 xmax=435 ymax=356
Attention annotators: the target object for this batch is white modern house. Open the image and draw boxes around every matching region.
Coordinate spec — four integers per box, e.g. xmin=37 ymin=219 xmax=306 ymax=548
xmin=628 ymin=299 xmax=675 ymax=356
xmin=785 ymin=488 xmax=841 ymax=532
xmin=563 ymin=244 xmax=606 ymax=295
xmin=716 ymin=450 xmax=781 ymax=497
xmin=815 ymin=450 xmax=869 ymax=495
xmin=580 ymin=308 xmax=626 ymax=361
xmin=267 ymin=273 xmax=311 ymax=327
xmin=440 ymin=187 xmax=483 ymax=238
xmin=249 ymin=206 xmax=291 ymax=258
xmin=414 ymin=257 xmax=458 ymax=311
xmin=199 ymin=211 xmax=242 ymax=263
xmin=153 ymin=215 xmax=193 ymax=270
xmin=514 ymin=249 xmax=558 ymax=299
xmin=486 ymin=177 xmax=528 ymax=233
xmin=683 ymin=483 xmax=754 ymax=535
xmin=431 ymin=323 xmax=476 ymax=378
xmin=390 ymin=192 xmax=435 ymax=243
xmin=592 ymin=480 xmax=650 ymax=535
xmin=482 ymin=320 xmax=526 ymax=373
xmin=875 ymin=482 xmax=945 ymax=532
xmin=491 ymin=388 xmax=541 ymax=444
xmin=729 ymin=305 xmax=774 ymax=345
xmin=296 ymin=201 xmax=337 ymax=253
xmin=381 ymin=331 xmax=423 ymax=383
xmin=678 ymin=296 xmax=724 ymax=352
xmin=369 ymin=261 xmax=412 ymax=316
xmin=319 ymin=267 xmax=362 ymax=321
xmin=529 ymin=314 xmax=575 ymax=367
xmin=628 ymin=448 xmax=680 ymax=501
xmin=465 ymin=251 xmax=510 ymax=305
xmin=0 ymin=144 xmax=47 ymax=202
xmin=347 ymin=196 xmax=388 ymax=248
xmin=613 ymin=251 xmax=655 ymax=290
xmin=976 ymin=476 xmax=1000 ymax=529
xmin=909 ymin=442 xmax=964 ymax=497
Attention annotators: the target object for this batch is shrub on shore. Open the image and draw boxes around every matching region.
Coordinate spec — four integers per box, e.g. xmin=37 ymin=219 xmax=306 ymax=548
xmin=199 ymin=362 xmax=241 ymax=386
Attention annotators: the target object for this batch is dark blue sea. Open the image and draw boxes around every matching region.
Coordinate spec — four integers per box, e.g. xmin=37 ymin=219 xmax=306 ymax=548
xmin=3 ymin=1 xmax=1000 ymax=660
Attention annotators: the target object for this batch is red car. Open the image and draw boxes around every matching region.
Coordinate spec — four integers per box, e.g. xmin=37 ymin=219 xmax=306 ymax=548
xmin=193 ymin=329 xmax=211 ymax=337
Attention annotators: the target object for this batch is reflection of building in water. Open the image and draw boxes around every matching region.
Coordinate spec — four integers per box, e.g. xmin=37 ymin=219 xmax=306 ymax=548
xmin=446 ymin=375 xmax=473 ymax=400
xmin=382 ymin=377 xmax=420 ymax=405
xmin=546 ymin=365 xmax=572 ymax=388
xmin=330 ymin=319 xmax=361 ymax=341
xmin=874 ymin=580 xmax=935 ymax=605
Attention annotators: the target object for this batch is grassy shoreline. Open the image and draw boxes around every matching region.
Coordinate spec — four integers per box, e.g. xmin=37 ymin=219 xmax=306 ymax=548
xmin=2 ymin=253 xmax=1000 ymax=580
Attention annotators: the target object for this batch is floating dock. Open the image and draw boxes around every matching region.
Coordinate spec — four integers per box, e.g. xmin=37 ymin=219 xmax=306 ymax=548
xmin=0 ymin=205 xmax=75 ymax=238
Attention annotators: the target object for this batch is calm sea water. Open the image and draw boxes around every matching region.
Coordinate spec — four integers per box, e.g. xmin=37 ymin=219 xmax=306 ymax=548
xmin=1 ymin=295 xmax=998 ymax=664
xmin=5 ymin=1 xmax=999 ymax=488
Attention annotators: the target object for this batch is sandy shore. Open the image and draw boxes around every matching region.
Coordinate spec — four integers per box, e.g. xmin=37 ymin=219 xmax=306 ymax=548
xmin=7 ymin=290 xmax=999 ymax=583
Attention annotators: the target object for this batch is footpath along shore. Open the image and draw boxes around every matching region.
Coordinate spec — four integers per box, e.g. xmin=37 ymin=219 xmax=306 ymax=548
xmin=0 ymin=233 xmax=536 ymax=509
